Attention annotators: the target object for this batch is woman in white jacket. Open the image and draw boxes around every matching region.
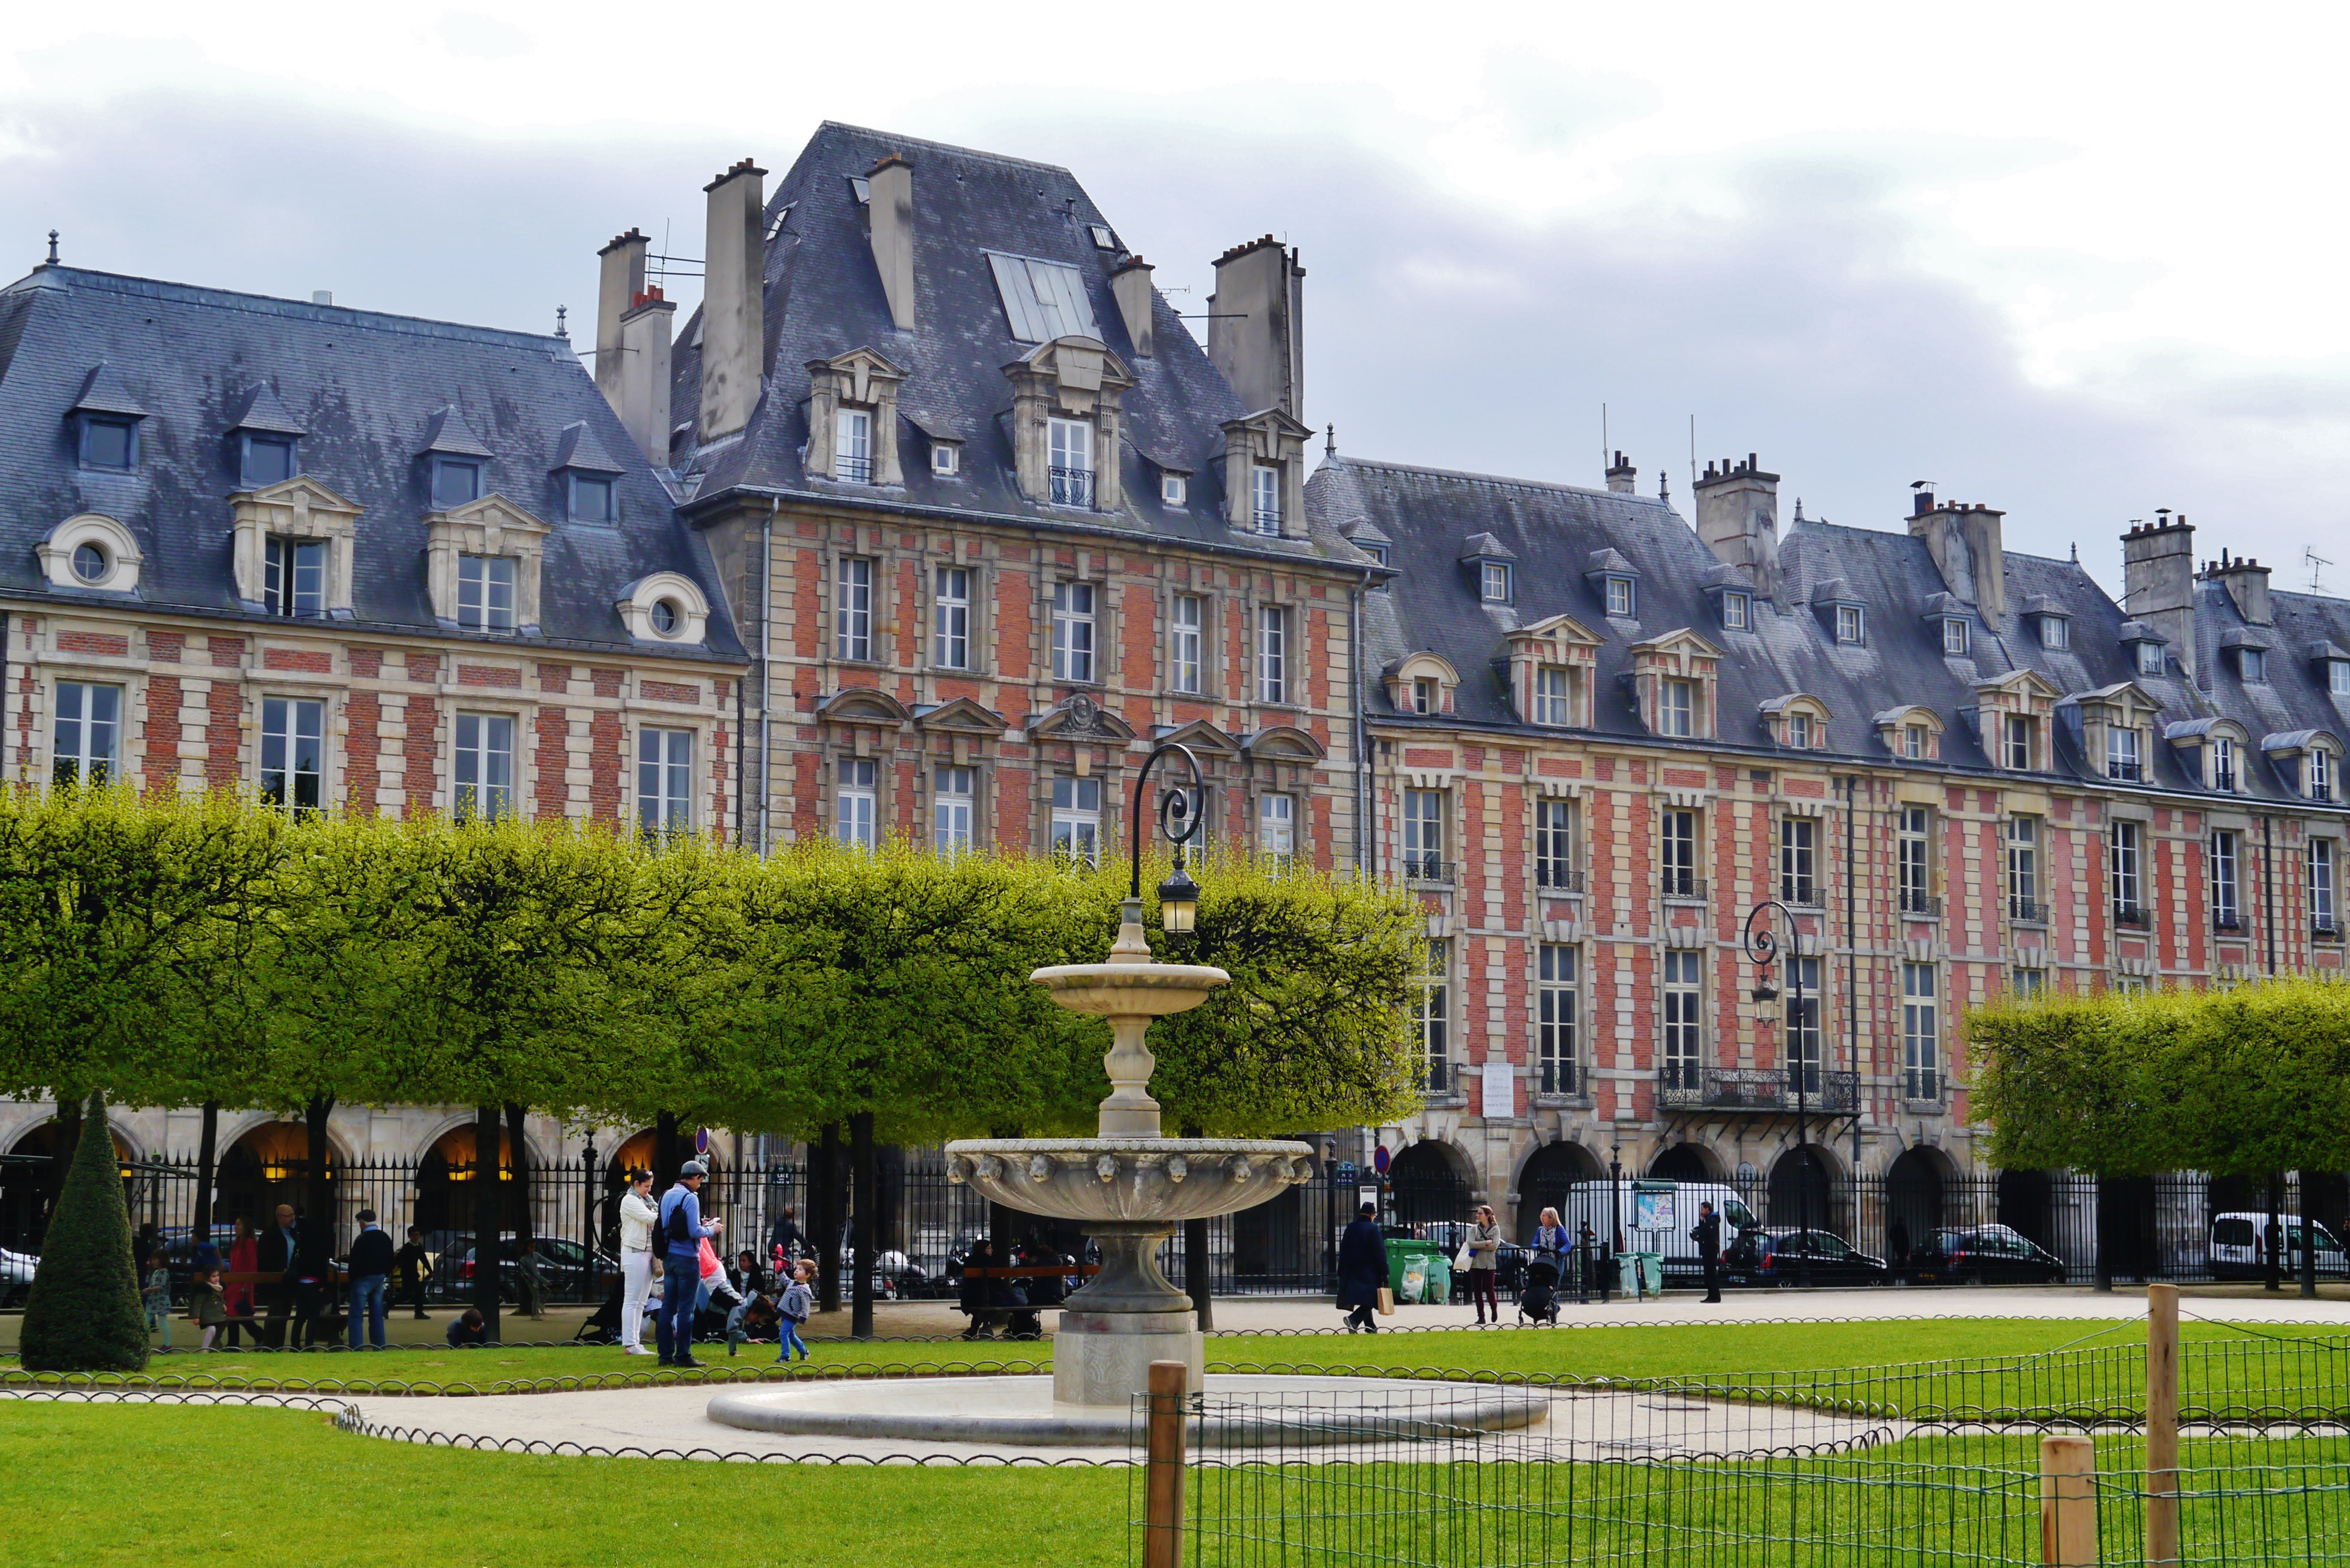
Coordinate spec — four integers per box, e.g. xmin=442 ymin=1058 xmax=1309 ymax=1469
xmin=617 ymin=1169 xmax=659 ymax=1355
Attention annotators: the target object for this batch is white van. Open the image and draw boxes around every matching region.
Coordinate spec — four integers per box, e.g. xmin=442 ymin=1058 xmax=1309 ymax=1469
xmin=1550 ymin=1180 xmax=1760 ymax=1278
xmin=2209 ymin=1213 xmax=2348 ymax=1280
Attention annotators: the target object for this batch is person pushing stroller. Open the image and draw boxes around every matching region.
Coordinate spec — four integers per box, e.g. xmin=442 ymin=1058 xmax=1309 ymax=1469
xmin=1519 ymin=1207 xmax=1569 ymax=1325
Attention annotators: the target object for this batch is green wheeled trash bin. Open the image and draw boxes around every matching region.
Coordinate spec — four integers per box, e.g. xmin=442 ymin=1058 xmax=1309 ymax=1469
xmin=1384 ymin=1237 xmax=1445 ymax=1303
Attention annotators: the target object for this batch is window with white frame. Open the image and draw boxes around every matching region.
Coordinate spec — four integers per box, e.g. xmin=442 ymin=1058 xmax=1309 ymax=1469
xmin=1722 ymin=592 xmax=1749 ymax=631
xmin=1661 ymin=949 xmax=1702 ymax=1090
xmin=1051 ymin=581 xmax=1096 ymax=683
xmin=1534 ymin=798 xmax=1576 ymax=890
xmin=932 ymin=567 xmax=970 ymax=670
xmin=1899 ymin=806 xmax=1932 ymax=914
xmin=2213 ymin=734 xmax=2239 ymax=792
xmin=2212 ymin=829 xmax=2241 ymax=929
xmin=1836 ymin=604 xmax=1864 ymax=644
xmin=1257 ymin=605 xmax=1288 ymax=704
xmin=1170 ymin=595 xmax=1203 ymax=694
xmin=1661 ymin=808 xmax=1698 ymax=897
xmin=452 ymin=711 xmax=513 ymax=821
xmin=836 ymin=557 xmax=874 ymax=662
xmin=1415 ymin=939 xmax=1450 ymax=1092
xmin=2333 ymin=661 xmax=2350 ymax=696
xmin=265 ymin=537 xmax=325 ymax=618
xmin=1785 ymin=954 xmax=1822 ymax=1094
xmin=2108 ymin=723 xmax=2142 ymax=781
xmin=835 ymin=758 xmax=877 ymax=849
xmin=1902 ymin=962 xmax=1939 ymax=1100
xmin=2007 ymin=817 xmax=2041 ymax=921
xmin=1605 ymin=576 xmax=1634 ymax=617
xmin=1250 ymin=464 xmax=1280 ymax=534
xmin=2111 ymin=820 xmax=2142 ymax=919
xmin=2139 ymin=641 xmax=2166 ymax=677
xmin=1537 ymin=944 xmax=1578 ymax=1094
xmin=834 ymin=407 xmax=872 ymax=482
xmin=1787 ymin=712 xmax=1813 ymax=749
xmin=934 ymin=766 xmax=975 ymax=855
xmin=1660 ymin=678 xmax=1694 ymax=737
xmin=2003 ymin=714 xmax=2034 ymax=770
xmin=51 ymin=680 xmax=121 ymax=788
xmin=1904 ymin=723 xmax=1927 ymax=760
xmin=2013 ymin=966 xmax=2046 ymax=999
xmin=458 ymin=554 xmax=516 ymax=632
xmin=260 ymin=696 xmax=324 ymax=815
xmin=1480 ymin=562 xmax=1511 ymax=603
xmin=2311 ymin=747 xmax=2335 ymax=802
xmin=1257 ymin=792 xmax=1294 ymax=858
xmin=2041 ymin=616 xmax=2069 ymax=650
xmin=1048 ymin=417 xmax=1094 ymax=506
xmin=1412 ymin=679 xmax=1437 ymax=715
xmin=1780 ymin=817 xmax=1818 ymax=904
xmin=1535 ymin=666 xmax=1571 ymax=726
xmin=1402 ymin=789 xmax=1445 ymax=879
xmin=1051 ymin=775 xmax=1101 ymax=865
xmin=931 ymin=443 xmax=959 ymax=476
xmin=637 ymin=726 xmax=692 ymax=835
xmin=2312 ymin=839 xmax=2339 ymax=935
xmin=1943 ymin=618 xmax=1970 ymax=656
xmin=1160 ymin=474 xmax=1185 ymax=506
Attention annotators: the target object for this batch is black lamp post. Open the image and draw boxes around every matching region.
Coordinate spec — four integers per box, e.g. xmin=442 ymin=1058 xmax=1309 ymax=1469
xmin=1744 ymin=898 xmax=1813 ymax=1289
xmin=1127 ymin=742 xmax=1208 ymax=930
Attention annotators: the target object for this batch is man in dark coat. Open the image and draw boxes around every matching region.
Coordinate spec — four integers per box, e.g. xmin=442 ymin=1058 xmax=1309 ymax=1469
xmin=957 ymin=1238 xmax=1010 ymax=1340
xmin=1336 ymin=1203 xmax=1387 ymax=1333
xmin=257 ymin=1203 xmax=299 ymax=1348
xmin=1692 ymin=1201 xmax=1723 ymax=1304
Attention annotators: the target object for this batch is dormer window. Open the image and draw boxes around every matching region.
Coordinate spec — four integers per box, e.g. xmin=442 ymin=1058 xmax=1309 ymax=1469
xmin=2214 ymin=734 xmax=2238 ymax=792
xmin=1788 ymin=712 xmax=1813 ymax=748
xmin=2107 ymin=725 xmax=2142 ymax=782
xmin=1049 ymin=417 xmax=1095 ymax=507
xmin=265 ymin=538 xmax=325 ymax=618
xmin=1943 ymin=619 xmax=1970 ymax=656
xmin=1904 ymin=724 xmax=1926 ymax=759
xmin=433 ymin=457 xmax=482 ymax=508
xmin=1722 ymin=592 xmax=1749 ymax=631
xmin=1362 ymin=544 xmax=1388 ymax=567
xmin=2139 ymin=642 xmax=2165 ymax=676
xmin=1480 ymin=562 xmax=1512 ymax=604
xmin=79 ymin=416 xmax=136 ymax=472
xmin=2040 ymin=616 xmax=2070 ymax=650
xmin=2004 ymin=714 xmax=2035 ymax=770
xmin=459 ymin=553 xmax=517 ymax=632
xmin=1661 ymin=679 xmax=1694 ymax=737
xmin=1251 ymin=464 xmax=1281 ymax=534
xmin=933 ymin=443 xmax=961 ymax=477
xmin=238 ymin=434 xmax=296 ymax=488
xmin=2315 ymin=747 xmax=2335 ymax=802
xmin=1607 ymin=578 xmax=1633 ymax=617
xmin=1413 ymin=679 xmax=1437 ymax=715
xmin=1836 ymin=605 xmax=1865 ymax=645
xmin=835 ymin=407 xmax=873 ymax=483
xmin=2332 ymin=661 xmax=2350 ymax=697
xmin=2242 ymin=646 xmax=2268 ymax=682
xmin=567 ymin=472 xmax=616 ymax=524
xmin=1160 ymin=473 xmax=1184 ymax=505
xmin=1534 ymin=667 xmax=1571 ymax=725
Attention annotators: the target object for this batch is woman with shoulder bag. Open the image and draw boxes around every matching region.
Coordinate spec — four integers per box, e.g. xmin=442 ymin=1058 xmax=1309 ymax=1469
xmin=1461 ymin=1205 xmax=1502 ymax=1324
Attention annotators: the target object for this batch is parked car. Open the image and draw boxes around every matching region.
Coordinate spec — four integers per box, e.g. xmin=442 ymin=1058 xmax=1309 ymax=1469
xmin=0 ymin=1246 xmax=35 ymax=1307
xmin=2208 ymin=1213 xmax=2349 ymax=1280
xmin=1554 ymin=1180 xmax=1761 ymax=1282
xmin=1725 ymin=1227 xmax=1890 ymax=1287
xmin=452 ymin=1235 xmax=616 ymax=1303
xmin=1906 ymin=1225 xmax=2066 ymax=1285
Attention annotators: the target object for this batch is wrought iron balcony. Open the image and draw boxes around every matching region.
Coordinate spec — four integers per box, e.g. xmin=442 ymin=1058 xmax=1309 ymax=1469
xmin=1660 ymin=872 xmax=1708 ymax=901
xmin=1658 ymin=1066 xmax=1858 ymax=1115
xmin=2009 ymin=897 xmax=2047 ymax=925
xmin=833 ymin=453 xmax=873 ymax=483
xmin=2315 ymin=782 xmax=2335 ymax=803
xmin=1900 ymin=889 xmax=1942 ymax=917
xmin=1049 ymin=465 xmax=1095 ymax=507
xmin=2107 ymin=759 xmax=2144 ymax=783
xmin=1536 ymin=1060 xmax=1577 ymax=1096
xmin=1251 ymin=504 xmax=1281 ymax=535
xmin=2214 ymin=769 xmax=2237 ymax=794
xmin=2113 ymin=902 xmax=2149 ymax=929
xmin=1417 ymin=1056 xmax=1451 ymax=1094
xmin=1903 ymin=1069 xmax=1942 ymax=1103
xmin=1402 ymin=857 xmax=1456 ymax=887
xmin=1536 ymin=866 xmax=1586 ymax=894
xmin=2317 ymin=916 xmax=2344 ymax=944
xmin=2214 ymin=910 xmax=2244 ymax=933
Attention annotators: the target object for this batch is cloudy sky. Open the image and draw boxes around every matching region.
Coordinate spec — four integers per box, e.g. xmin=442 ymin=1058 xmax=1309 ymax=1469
xmin=4 ymin=3 xmax=2344 ymax=595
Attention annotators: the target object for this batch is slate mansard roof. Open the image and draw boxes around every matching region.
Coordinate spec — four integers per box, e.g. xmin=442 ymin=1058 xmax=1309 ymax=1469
xmin=666 ymin=122 xmax=1352 ymax=566
xmin=1314 ymin=452 xmax=2350 ymax=805
xmin=0 ymin=265 xmax=742 ymax=659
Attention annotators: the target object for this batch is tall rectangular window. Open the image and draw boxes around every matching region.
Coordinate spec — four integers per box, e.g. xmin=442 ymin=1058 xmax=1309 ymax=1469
xmin=1051 ymin=775 xmax=1101 ymax=865
xmin=1416 ymin=939 xmax=1450 ymax=1092
xmin=1251 ymin=464 xmax=1280 ymax=534
xmin=1606 ymin=577 xmax=1633 ymax=617
xmin=1661 ymin=808 xmax=1698 ymax=897
xmin=458 ymin=554 xmax=516 ymax=632
xmin=1899 ymin=806 xmax=1932 ymax=914
xmin=1661 ymin=950 xmax=1702 ymax=1090
xmin=2004 ymin=714 xmax=2034 ymax=770
xmin=1170 ymin=595 xmax=1203 ymax=694
xmin=1537 ymin=945 xmax=1578 ymax=1094
xmin=2108 ymin=725 xmax=2142 ymax=781
xmin=637 ymin=726 xmax=693 ymax=835
xmin=260 ymin=696 xmax=324 ymax=814
xmin=1904 ymin=723 xmax=1926 ymax=759
xmin=2013 ymin=966 xmax=2046 ymax=999
xmin=1257 ymin=605 xmax=1288 ymax=704
xmin=835 ymin=557 xmax=873 ymax=662
xmin=934 ymin=766 xmax=974 ymax=855
xmin=1413 ymin=679 xmax=1436 ymax=715
xmin=265 ymin=537 xmax=325 ymax=617
xmin=1785 ymin=954 xmax=1822 ymax=1095
xmin=1048 ymin=417 xmax=1094 ymax=506
xmin=834 ymin=407 xmax=872 ymax=482
xmin=1051 ymin=581 xmax=1095 ymax=683
xmin=1902 ymin=962 xmax=1939 ymax=1101
xmin=933 ymin=567 xmax=970 ymax=669
xmin=2313 ymin=839 xmax=2339 ymax=934
xmin=1258 ymin=793 xmax=1294 ymax=858
xmin=1780 ymin=817 xmax=1817 ymax=906
xmin=452 ymin=711 xmax=513 ymax=821
xmin=2212 ymin=830 xmax=2241 ymax=928
xmin=1660 ymin=678 xmax=1694 ymax=737
xmin=2140 ymin=641 xmax=2166 ymax=676
xmin=2007 ymin=818 xmax=2040 ymax=922
xmin=1836 ymin=604 xmax=1864 ymax=644
xmin=1402 ymin=789 xmax=1445 ymax=880
xmin=1788 ymin=712 xmax=1813 ymax=749
xmin=2213 ymin=735 xmax=2237 ymax=792
xmin=835 ymin=758 xmax=877 ymax=849
xmin=51 ymin=680 xmax=121 ymax=789
xmin=1943 ymin=618 xmax=1970 ymax=656
xmin=2313 ymin=748 xmax=2335 ymax=802
xmin=2334 ymin=662 xmax=2350 ymax=697
xmin=2041 ymin=616 xmax=2069 ymax=650
xmin=1535 ymin=666 xmax=1571 ymax=725
xmin=2111 ymin=820 xmax=2142 ymax=919
xmin=1534 ymin=799 xmax=1576 ymax=890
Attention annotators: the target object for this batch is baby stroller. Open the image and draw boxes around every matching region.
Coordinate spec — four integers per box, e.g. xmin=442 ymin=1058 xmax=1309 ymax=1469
xmin=1517 ymin=1256 xmax=1561 ymax=1325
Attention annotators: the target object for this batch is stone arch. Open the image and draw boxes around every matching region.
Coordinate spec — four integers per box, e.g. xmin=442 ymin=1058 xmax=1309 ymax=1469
xmin=1648 ymin=1140 xmax=1727 ymax=1182
xmin=1387 ymin=1138 xmax=1476 ymax=1231
xmin=1516 ymin=1139 xmax=1605 ymax=1235
xmin=1767 ymin=1143 xmax=1838 ymax=1233
xmin=214 ymin=1118 xmax=357 ymax=1232
xmin=1883 ymin=1145 xmax=1957 ymax=1263
xmin=412 ymin=1121 xmax=523 ymax=1236
xmin=0 ymin=1114 xmax=135 ymax=1255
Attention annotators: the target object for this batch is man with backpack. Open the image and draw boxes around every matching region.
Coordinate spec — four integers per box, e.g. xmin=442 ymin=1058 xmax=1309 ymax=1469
xmin=654 ymin=1161 xmax=722 ymax=1368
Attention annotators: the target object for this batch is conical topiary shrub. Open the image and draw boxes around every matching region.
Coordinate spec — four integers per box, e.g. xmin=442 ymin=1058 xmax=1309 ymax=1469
xmin=20 ymin=1093 xmax=149 ymax=1373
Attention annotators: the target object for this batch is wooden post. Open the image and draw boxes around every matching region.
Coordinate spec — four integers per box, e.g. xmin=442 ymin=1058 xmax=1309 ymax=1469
xmin=2040 ymin=1433 xmax=2097 ymax=1568
xmin=1144 ymin=1359 xmax=1189 ymax=1568
xmin=2145 ymin=1283 xmax=2180 ymax=1568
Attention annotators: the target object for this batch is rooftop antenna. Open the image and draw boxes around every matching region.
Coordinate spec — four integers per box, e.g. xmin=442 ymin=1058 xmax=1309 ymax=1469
xmin=1688 ymin=415 xmax=1697 ymax=496
xmin=45 ymin=230 xmax=58 ymax=265
xmin=2308 ymin=545 xmax=2333 ymax=593
xmin=1602 ymin=403 xmax=1608 ymax=477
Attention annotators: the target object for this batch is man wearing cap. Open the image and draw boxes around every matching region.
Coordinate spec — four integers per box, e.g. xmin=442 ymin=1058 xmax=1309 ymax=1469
xmin=654 ymin=1161 xmax=721 ymax=1367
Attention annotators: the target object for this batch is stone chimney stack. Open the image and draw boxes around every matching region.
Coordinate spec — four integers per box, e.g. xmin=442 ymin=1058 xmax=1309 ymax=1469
xmin=2123 ymin=514 xmax=2197 ymax=680
xmin=2206 ymin=545 xmax=2273 ymax=627
xmin=866 ymin=153 xmax=916 ymax=330
xmin=1693 ymin=453 xmax=1780 ymax=598
xmin=594 ymin=228 xmax=646 ymax=412
xmin=698 ymin=158 xmax=767 ymax=443
xmin=1605 ymin=450 xmax=1637 ymax=494
xmin=1207 ymin=235 xmax=1305 ymax=418
xmin=616 ymin=287 xmax=676 ymax=467
xmin=1110 ymin=256 xmax=1154 ymax=359
xmin=1908 ymin=493 xmax=2007 ymax=622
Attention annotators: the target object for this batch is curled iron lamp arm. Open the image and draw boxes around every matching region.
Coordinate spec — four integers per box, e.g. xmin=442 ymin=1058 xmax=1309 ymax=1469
xmin=1127 ymin=742 xmax=1207 ymax=930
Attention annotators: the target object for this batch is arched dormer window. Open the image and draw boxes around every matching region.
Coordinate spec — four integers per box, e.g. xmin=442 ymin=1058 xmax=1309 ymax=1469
xmin=1759 ymin=693 xmax=1831 ymax=750
xmin=2264 ymin=730 xmax=2343 ymax=802
xmin=1874 ymin=705 xmax=1944 ymax=761
xmin=1385 ymin=652 xmax=1459 ymax=718
xmin=2165 ymin=718 xmax=2250 ymax=794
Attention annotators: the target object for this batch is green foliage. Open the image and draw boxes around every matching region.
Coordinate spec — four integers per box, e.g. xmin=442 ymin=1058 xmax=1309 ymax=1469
xmin=1971 ymin=976 xmax=2350 ymax=1175
xmin=19 ymin=1093 xmax=149 ymax=1373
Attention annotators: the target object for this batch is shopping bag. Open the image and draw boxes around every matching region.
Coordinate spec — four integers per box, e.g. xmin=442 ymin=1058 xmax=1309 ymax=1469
xmin=1454 ymin=1244 xmax=1476 ymax=1272
xmin=1376 ymin=1286 xmax=1395 ymax=1316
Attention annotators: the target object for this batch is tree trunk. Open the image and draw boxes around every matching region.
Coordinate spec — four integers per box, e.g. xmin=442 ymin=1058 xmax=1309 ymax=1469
xmin=193 ymin=1101 xmax=220 ymax=1255
xmin=473 ymin=1103 xmax=503 ymax=1342
xmin=816 ymin=1123 xmax=842 ymax=1314
xmin=302 ymin=1095 xmax=334 ymax=1238
xmin=654 ymin=1113 xmax=681 ymax=1195
xmin=504 ymin=1102 xmax=533 ymax=1263
xmin=850 ymin=1112 xmax=876 ymax=1340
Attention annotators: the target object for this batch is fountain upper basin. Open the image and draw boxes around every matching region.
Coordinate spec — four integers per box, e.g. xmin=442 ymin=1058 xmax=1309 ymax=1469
xmin=1027 ymin=960 xmax=1230 ymax=1018
xmin=944 ymin=1137 xmax=1315 ymax=1225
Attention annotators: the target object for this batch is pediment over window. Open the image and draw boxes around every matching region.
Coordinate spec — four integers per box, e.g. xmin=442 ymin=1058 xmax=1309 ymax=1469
xmin=1027 ymin=692 xmax=1138 ymax=742
xmin=1006 ymin=336 xmax=1135 ymax=415
xmin=229 ymin=476 xmax=364 ymax=612
xmin=424 ymin=495 xmax=552 ymax=633
xmin=1628 ymin=628 xmax=1722 ymax=669
xmin=817 ymin=686 xmax=913 ymax=727
xmin=1241 ymin=723 xmax=1326 ymax=763
xmin=1152 ymin=719 xmax=1241 ymax=756
xmin=1975 ymin=667 xmax=2064 ymax=707
xmin=807 ymin=347 xmax=909 ymax=487
xmin=1506 ymin=613 xmax=1604 ymax=655
xmin=913 ymin=695 xmax=1007 ymax=733
xmin=2069 ymin=681 xmax=2161 ymax=722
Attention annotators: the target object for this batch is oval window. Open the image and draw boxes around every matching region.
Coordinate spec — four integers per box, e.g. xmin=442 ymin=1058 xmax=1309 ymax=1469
xmin=650 ymin=598 xmax=679 ymax=635
xmin=71 ymin=542 xmax=108 ymax=583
